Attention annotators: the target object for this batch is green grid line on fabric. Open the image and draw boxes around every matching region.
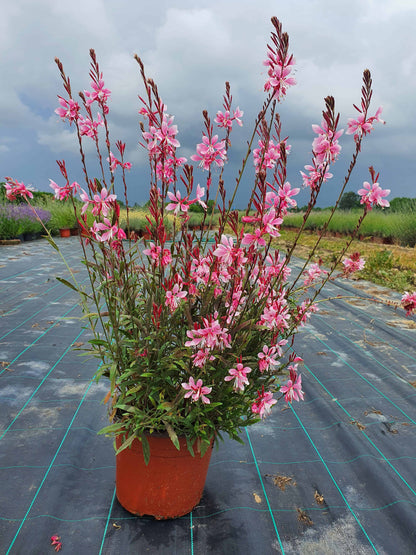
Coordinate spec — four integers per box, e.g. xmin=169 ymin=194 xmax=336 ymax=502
xmin=5 ymin=379 xmax=94 ymax=554
xmin=2 ymin=499 xmax=416 ymax=525
xmin=99 ymin=487 xmax=117 ymax=555
xmin=0 ymin=328 xmax=85 ymax=441
xmin=0 ymin=303 xmax=82 ymax=377
xmin=0 ymin=276 xmax=89 ymax=340
xmin=314 ymin=312 xmax=416 ymax=382
xmin=245 ymin=428 xmax=285 ymax=554
xmin=305 ymin=328 xmax=416 ymax=426
xmin=300 ymin=360 xmax=416 ymax=500
xmin=290 ymin=405 xmax=379 ymax=554
xmin=315 ymin=309 xmax=416 ymax=365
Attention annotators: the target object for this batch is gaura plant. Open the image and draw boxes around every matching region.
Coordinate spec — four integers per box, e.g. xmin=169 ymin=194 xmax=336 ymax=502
xmin=5 ymin=17 xmax=408 ymax=464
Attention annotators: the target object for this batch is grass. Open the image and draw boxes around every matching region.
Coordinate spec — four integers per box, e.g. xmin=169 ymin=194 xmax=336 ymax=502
xmin=282 ymin=209 xmax=416 ymax=247
xmin=276 ymin=228 xmax=416 ymax=293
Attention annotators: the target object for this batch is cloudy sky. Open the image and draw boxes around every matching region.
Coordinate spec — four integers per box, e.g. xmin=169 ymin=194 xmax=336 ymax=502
xmin=2 ymin=0 xmax=415 ymax=207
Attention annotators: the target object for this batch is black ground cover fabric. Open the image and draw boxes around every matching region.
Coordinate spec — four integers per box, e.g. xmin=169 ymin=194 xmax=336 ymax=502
xmin=1 ymin=238 xmax=415 ymax=554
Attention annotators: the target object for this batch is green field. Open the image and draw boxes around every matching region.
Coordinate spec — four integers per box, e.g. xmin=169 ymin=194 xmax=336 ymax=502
xmin=281 ymin=209 xmax=416 ymax=248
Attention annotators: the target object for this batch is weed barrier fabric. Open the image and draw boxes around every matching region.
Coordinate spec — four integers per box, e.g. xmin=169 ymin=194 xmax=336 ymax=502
xmin=0 ymin=238 xmax=416 ymax=553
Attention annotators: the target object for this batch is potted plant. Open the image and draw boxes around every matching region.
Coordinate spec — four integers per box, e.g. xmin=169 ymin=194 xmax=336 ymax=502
xmin=47 ymin=197 xmax=78 ymax=236
xmin=4 ymin=17 xmax=408 ymax=519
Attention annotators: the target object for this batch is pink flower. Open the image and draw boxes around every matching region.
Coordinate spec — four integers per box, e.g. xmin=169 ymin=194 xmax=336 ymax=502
xmin=233 ymin=107 xmax=244 ymax=127
xmin=141 ymin=110 xmax=182 ymax=164
xmin=215 ymin=110 xmax=233 ymax=130
xmin=262 ymin=208 xmax=283 ymax=237
xmin=161 ymin=249 xmax=172 ymax=267
xmin=258 ymin=345 xmax=280 ymax=373
xmin=84 ymin=78 xmax=111 ymax=106
xmin=358 ymin=181 xmax=390 ymax=210
xmin=295 ymin=301 xmax=318 ymax=326
xmin=401 ymin=291 xmax=416 ymax=316
xmin=91 ymin=218 xmax=126 ymax=242
xmin=191 ymin=348 xmax=215 ymax=368
xmin=346 ymin=113 xmax=373 ymax=139
xmin=4 ymin=178 xmax=34 ymax=201
xmin=225 ymin=287 xmax=247 ymax=323
xmin=165 ymin=283 xmax=187 ymax=312
xmin=195 ymin=184 xmax=207 ymax=210
xmin=155 ymin=114 xmax=180 ymax=149
xmin=312 ymin=120 xmax=344 ymax=166
xmin=280 ymin=366 xmax=304 ymax=403
xmin=241 ymin=228 xmax=267 ymax=248
xmin=213 ymin=235 xmax=235 ymax=265
xmin=253 ymin=139 xmax=283 ymax=173
xmin=182 ymin=376 xmax=212 ymax=404
xmin=108 ymin=152 xmax=132 ymax=173
xmin=346 ymin=106 xmax=385 ymax=142
xmin=51 ymin=535 xmax=62 ymax=552
xmin=55 ymin=96 xmax=80 ymax=123
xmin=303 ymin=262 xmax=327 ymax=287
xmin=215 ymin=107 xmax=243 ymax=129
xmin=300 ymin=164 xmax=333 ymax=190
xmin=258 ymin=293 xmax=290 ymax=332
xmin=251 ymin=386 xmax=277 ymax=418
xmin=190 ymin=254 xmax=211 ymax=286
xmin=278 ymin=181 xmax=299 ymax=210
xmin=191 ymin=135 xmax=227 ymax=170
xmin=185 ymin=313 xmax=231 ymax=351
xmin=263 ymin=50 xmax=296 ymax=101
xmin=343 ymin=252 xmax=365 ymax=274
xmin=166 ymin=190 xmax=189 ymax=215
xmin=143 ymin=242 xmax=162 ymax=261
xmin=49 ymin=179 xmax=80 ymax=201
xmin=224 ymin=360 xmax=252 ymax=391
xmin=78 ymin=113 xmax=104 ymax=139
xmin=263 ymin=252 xmax=291 ymax=282
xmin=80 ymin=187 xmax=117 ymax=217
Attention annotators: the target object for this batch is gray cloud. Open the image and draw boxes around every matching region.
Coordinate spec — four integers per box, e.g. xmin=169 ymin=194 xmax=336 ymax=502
xmin=1 ymin=0 xmax=415 ymax=206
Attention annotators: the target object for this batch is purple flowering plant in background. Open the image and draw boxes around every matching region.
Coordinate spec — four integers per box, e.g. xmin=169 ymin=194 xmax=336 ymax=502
xmin=4 ymin=17 xmax=411 ymax=462
xmin=0 ymin=203 xmax=51 ymax=239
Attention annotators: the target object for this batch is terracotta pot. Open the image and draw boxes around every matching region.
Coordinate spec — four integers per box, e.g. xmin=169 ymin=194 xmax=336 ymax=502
xmin=59 ymin=228 xmax=71 ymax=238
xmin=115 ymin=434 xmax=213 ymax=519
xmin=70 ymin=227 xmax=79 ymax=236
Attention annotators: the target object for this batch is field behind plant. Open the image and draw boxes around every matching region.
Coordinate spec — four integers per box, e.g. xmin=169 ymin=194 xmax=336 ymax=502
xmin=281 ymin=209 xmax=416 ymax=247
xmin=277 ymin=227 xmax=416 ymax=293
xmin=1 ymin=195 xmax=415 ymax=293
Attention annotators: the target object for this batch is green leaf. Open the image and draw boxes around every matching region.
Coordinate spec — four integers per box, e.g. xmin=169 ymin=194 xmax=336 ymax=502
xmin=164 ymin=421 xmax=180 ymax=450
xmin=186 ymin=436 xmax=195 ymax=457
xmin=199 ymin=438 xmax=212 ymax=458
xmin=44 ymin=234 xmax=59 ymax=251
xmin=80 ymin=312 xmax=100 ymax=320
xmin=141 ymin=435 xmax=151 ymax=466
xmin=56 ymin=277 xmax=79 ymax=292
xmin=115 ymin=433 xmax=135 ymax=454
xmin=89 ymin=339 xmax=110 ymax=347
xmin=97 ymin=422 xmax=124 ymax=435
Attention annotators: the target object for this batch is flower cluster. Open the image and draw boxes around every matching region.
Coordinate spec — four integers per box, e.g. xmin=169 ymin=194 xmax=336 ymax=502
xmin=358 ymin=180 xmax=390 ymax=210
xmin=4 ymin=18 xmax=409 ymax=461
xmin=4 ymin=178 xmax=34 ymax=201
xmin=346 ymin=106 xmax=385 ymax=142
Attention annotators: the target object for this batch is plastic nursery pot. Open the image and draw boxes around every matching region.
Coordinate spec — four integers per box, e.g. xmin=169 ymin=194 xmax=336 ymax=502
xmin=59 ymin=228 xmax=71 ymax=238
xmin=115 ymin=434 xmax=214 ymax=519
